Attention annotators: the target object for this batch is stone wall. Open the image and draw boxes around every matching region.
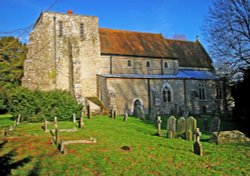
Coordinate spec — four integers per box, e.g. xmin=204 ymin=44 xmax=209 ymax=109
xmin=97 ymin=76 xmax=224 ymax=115
xmin=100 ymin=55 xmax=178 ymax=75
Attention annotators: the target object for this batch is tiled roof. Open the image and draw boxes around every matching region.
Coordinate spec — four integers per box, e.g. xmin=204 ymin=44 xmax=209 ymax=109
xmin=99 ymin=28 xmax=213 ymax=69
xmin=98 ymin=69 xmax=219 ymax=80
xmin=99 ymin=28 xmax=177 ymax=58
xmin=164 ymin=39 xmax=213 ymax=68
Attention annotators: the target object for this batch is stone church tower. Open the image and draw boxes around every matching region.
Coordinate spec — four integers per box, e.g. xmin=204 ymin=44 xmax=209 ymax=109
xmin=22 ymin=11 xmax=101 ymax=99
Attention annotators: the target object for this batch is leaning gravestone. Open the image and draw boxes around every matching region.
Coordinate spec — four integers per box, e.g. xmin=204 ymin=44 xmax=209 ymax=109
xmin=185 ymin=116 xmax=197 ymax=141
xmin=177 ymin=117 xmax=186 ymax=137
xmin=79 ymin=116 xmax=84 ymax=128
xmin=166 ymin=116 xmax=176 ymax=138
xmin=210 ymin=117 xmax=221 ymax=132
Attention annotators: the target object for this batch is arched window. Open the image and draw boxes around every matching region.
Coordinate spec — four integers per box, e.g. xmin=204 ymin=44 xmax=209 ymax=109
xmin=146 ymin=61 xmax=150 ymax=67
xmin=164 ymin=62 xmax=168 ymax=68
xmin=162 ymin=84 xmax=172 ymax=102
xmin=199 ymin=84 xmax=205 ymax=100
xmin=127 ymin=60 xmax=132 ymax=67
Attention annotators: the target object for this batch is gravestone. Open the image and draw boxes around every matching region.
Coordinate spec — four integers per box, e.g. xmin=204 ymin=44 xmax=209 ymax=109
xmin=123 ymin=112 xmax=128 ymax=122
xmin=73 ymin=113 xmax=76 ymax=123
xmin=185 ymin=116 xmax=197 ymax=141
xmin=156 ymin=116 xmax=162 ymax=136
xmin=166 ymin=116 xmax=176 ymax=138
xmin=54 ymin=116 xmax=57 ymax=124
xmin=194 ymin=128 xmax=203 ymax=156
xmin=2 ymin=128 xmax=7 ymax=137
xmin=55 ymin=124 xmax=59 ymax=145
xmin=211 ymin=130 xmax=250 ymax=144
xmin=17 ymin=114 xmax=21 ymax=124
xmin=204 ymin=118 xmax=209 ymax=130
xmin=86 ymin=105 xmax=91 ymax=119
xmin=114 ymin=110 xmax=117 ymax=119
xmin=177 ymin=117 xmax=186 ymax=136
xmin=135 ymin=105 xmax=145 ymax=119
xmin=210 ymin=117 xmax=221 ymax=132
xmin=79 ymin=116 xmax=84 ymax=128
xmin=44 ymin=119 xmax=48 ymax=132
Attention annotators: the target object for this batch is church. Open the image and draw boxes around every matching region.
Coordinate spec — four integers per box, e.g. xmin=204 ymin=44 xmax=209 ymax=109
xmin=22 ymin=11 xmax=225 ymax=116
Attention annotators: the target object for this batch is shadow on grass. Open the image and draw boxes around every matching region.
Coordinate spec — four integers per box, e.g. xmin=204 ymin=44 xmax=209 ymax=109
xmin=0 ymin=140 xmax=32 ymax=176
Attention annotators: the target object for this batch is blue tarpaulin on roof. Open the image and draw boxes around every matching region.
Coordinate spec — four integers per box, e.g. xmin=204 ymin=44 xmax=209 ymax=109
xmin=99 ymin=69 xmax=219 ymax=80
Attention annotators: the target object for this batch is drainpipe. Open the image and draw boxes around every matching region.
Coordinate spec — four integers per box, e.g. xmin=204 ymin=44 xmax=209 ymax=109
xmin=147 ymin=78 xmax=151 ymax=114
xmin=110 ymin=55 xmax=113 ymax=74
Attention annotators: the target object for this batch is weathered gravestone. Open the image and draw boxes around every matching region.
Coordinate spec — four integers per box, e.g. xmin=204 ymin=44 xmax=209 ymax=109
xmin=54 ymin=124 xmax=59 ymax=145
xmin=86 ymin=105 xmax=92 ymax=119
xmin=204 ymin=118 xmax=209 ymax=130
xmin=79 ymin=116 xmax=84 ymax=128
xmin=156 ymin=116 xmax=162 ymax=136
xmin=72 ymin=113 xmax=76 ymax=123
xmin=17 ymin=114 xmax=21 ymax=125
xmin=166 ymin=116 xmax=176 ymax=138
xmin=123 ymin=112 xmax=128 ymax=122
xmin=194 ymin=128 xmax=203 ymax=156
xmin=177 ymin=117 xmax=186 ymax=137
xmin=186 ymin=116 xmax=197 ymax=141
xmin=135 ymin=105 xmax=145 ymax=119
xmin=44 ymin=119 xmax=48 ymax=132
xmin=210 ymin=117 xmax=221 ymax=132
xmin=54 ymin=116 xmax=58 ymax=124
xmin=211 ymin=130 xmax=250 ymax=144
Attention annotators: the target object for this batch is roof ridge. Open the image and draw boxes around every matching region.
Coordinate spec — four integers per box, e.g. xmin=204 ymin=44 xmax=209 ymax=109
xmin=99 ymin=28 xmax=162 ymax=35
xmin=165 ymin=38 xmax=197 ymax=44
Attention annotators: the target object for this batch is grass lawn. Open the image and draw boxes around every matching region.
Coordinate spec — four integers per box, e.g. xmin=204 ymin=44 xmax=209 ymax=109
xmin=0 ymin=114 xmax=250 ymax=176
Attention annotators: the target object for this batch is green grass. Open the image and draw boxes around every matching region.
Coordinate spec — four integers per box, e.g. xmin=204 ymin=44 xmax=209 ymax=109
xmin=0 ymin=114 xmax=250 ymax=176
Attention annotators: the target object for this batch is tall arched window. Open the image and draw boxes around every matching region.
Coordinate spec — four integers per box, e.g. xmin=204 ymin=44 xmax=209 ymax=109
xmin=146 ymin=61 xmax=150 ymax=67
xmin=199 ymin=84 xmax=205 ymax=100
xmin=162 ymin=84 xmax=172 ymax=102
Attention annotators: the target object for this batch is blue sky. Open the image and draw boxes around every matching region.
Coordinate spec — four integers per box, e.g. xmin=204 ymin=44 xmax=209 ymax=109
xmin=0 ymin=0 xmax=213 ymax=48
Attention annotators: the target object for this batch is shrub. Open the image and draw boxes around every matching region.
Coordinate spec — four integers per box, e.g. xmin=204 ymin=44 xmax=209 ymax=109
xmin=7 ymin=87 xmax=83 ymax=122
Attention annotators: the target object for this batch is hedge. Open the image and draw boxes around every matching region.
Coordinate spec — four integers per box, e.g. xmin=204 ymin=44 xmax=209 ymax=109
xmin=2 ymin=87 xmax=83 ymax=122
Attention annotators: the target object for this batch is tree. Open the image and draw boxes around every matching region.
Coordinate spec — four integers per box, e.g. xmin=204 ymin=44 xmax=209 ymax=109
xmin=203 ymin=0 xmax=250 ymax=82
xmin=0 ymin=37 xmax=27 ymax=88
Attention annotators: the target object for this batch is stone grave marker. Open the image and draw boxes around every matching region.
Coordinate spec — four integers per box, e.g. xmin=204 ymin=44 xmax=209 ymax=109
xmin=166 ymin=116 xmax=176 ymax=138
xmin=55 ymin=124 xmax=59 ymax=145
xmin=137 ymin=106 xmax=145 ymax=119
xmin=204 ymin=118 xmax=209 ymax=130
xmin=79 ymin=116 xmax=84 ymax=128
xmin=73 ymin=113 xmax=76 ymax=123
xmin=86 ymin=105 xmax=91 ymax=119
xmin=185 ymin=116 xmax=197 ymax=141
xmin=44 ymin=119 xmax=48 ymax=132
xmin=114 ymin=110 xmax=117 ymax=119
xmin=177 ymin=117 xmax=186 ymax=137
xmin=123 ymin=112 xmax=128 ymax=122
xmin=13 ymin=120 xmax=17 ymax=129
xmin=210 ymin=117 xmax=221 ymax=132
xmin=194 ymin=128 xmax=203 ymax=156
xmin=54 ymin=116 xmax=58 ymax=124
xmin=156 ymin=116 xmax=162 ymax=136
xmin=17 ymin=114 xmax=21 ymax=124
